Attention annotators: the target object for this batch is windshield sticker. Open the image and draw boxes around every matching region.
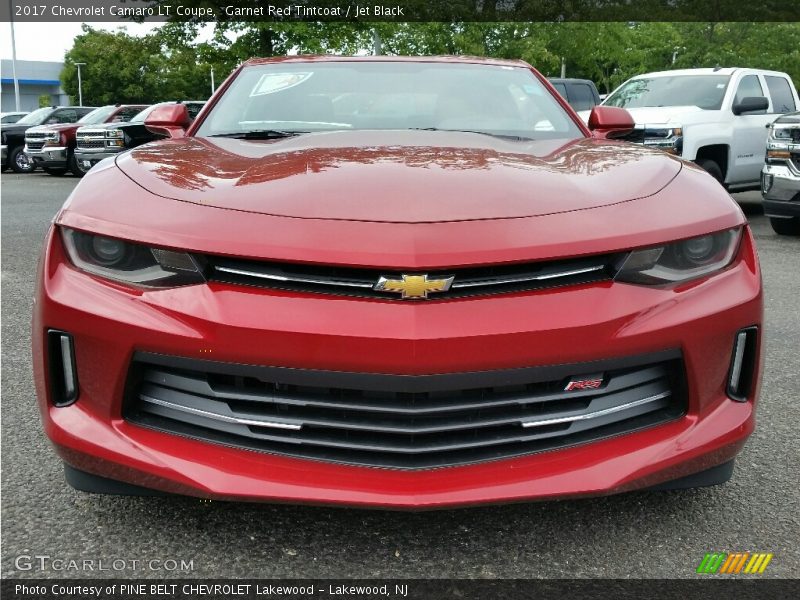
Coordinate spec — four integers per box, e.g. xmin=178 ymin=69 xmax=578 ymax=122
xmin=250 ymin=72 xmax=314 ymax=96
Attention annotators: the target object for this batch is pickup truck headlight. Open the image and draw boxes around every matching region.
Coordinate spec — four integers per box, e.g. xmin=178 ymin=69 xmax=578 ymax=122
xmin=770 ymin=124 xmax=795 ymax=141
xmin=615 ymin=228 xmax=741 ymax=285
xmin=105 ymin=129 xmax=124 ymax=139
xmin=61 ymin=228 xmax=205 ymax=288
xmin=643 ymin=126 xmax=683 ymax=155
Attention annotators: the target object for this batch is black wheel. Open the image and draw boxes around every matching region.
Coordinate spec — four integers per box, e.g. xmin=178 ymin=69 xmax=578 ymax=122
xmin=43 ymin=166 xmax=67 ymax=176
xmin=769 ymin=217 xmax=800 ymax=236
xmin=9 ymin=146 xmax=34 ymax=173
xmin=68 ymin=151 xmax=86 ymax=177
xmin=696 ymin=158 xmax=724 ymax=184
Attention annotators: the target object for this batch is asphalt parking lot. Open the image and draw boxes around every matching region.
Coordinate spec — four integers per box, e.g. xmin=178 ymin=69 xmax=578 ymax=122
xmin=1 ymin=171 xmax=798 ymax=579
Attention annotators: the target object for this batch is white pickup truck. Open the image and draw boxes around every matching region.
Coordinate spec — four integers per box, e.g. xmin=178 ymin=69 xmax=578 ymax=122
xmin=579 ymin=68 xmax=800 ymax=190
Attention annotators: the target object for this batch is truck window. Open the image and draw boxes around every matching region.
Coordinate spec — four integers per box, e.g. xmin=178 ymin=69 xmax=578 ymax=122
xmin=552 ymin=83 xmax=567 ymax=98
xmin=734 ymin=75 xmax=765 ymax=107
xmin=569 ymin=84 xmax=597 ymax=112
xmin=764 ymin=76 xmax=797 ymax=113
xmin=46 ymin=109 xmax=77 ymax=124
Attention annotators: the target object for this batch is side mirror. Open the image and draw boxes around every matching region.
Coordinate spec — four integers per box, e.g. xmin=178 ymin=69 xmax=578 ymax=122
xmin=145 ymin=104 xmax=191 ymax=138
xmin=587 ymin=106 xmax=636 ymax=139
xmin=732 ymin=96 xmax=769 ymax=116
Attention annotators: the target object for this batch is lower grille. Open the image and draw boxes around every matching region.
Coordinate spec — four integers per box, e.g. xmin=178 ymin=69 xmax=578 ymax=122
xmin=26 ymin=141 xmax=45 ymax=151
xmin=77 ymin=139 xmax=105 ymax=149
xmin=125 ymin=350 xmax=686 ymax=469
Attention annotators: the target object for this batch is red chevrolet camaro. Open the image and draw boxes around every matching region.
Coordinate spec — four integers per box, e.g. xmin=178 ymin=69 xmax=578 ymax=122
xmin=33 ymin=56 xmax=762 ymax=508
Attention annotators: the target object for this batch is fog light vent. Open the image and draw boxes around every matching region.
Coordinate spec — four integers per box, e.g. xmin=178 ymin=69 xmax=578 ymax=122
xmin=727 ymin=327 xmax=758 ymax=402
xmin=47 ymin=330 xmax=79 ymax=406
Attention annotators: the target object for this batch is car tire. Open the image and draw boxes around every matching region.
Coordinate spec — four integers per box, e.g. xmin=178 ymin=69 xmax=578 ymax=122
xmin=43 ymin=166 xmax=67 ymax=176
xmin=9 ymin=146 xmax=34 ymax=173
xmin=696 ymin=159 xmax=724 ymax=185
xmin=68 ymin=151 xmax=87 ymax=177
xmin=769 ymin=217 xmax=800 ymax=236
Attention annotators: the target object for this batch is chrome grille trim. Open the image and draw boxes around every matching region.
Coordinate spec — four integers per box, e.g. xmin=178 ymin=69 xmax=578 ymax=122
xmin=140 ymin=394 xmax=303 ymax=430
xmin=521 ymin=391 xmax=671 ymax=428
xmin=214 ymin=265 xmax=374 ymax=289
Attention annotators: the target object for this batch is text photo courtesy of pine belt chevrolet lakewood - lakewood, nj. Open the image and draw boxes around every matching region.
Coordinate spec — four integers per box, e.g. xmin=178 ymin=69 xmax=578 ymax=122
xmin=2 ymin=3 xmax=800 ymax=595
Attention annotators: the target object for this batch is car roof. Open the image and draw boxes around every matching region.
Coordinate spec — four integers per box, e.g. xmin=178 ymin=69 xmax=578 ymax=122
xmin=243 ymin=55 xmax=531 ymax=68
xmin=631 ymin=67 xmax=791 ymax=79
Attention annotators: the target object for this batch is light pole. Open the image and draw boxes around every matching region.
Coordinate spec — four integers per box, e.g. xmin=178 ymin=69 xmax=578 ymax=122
xmin=210 ymin=66 xmax=215 ymax=95
xmin=9 ymin=0 xmax=21 ymax=110
xmin=74 ymin=62 xmax=86 ymax=106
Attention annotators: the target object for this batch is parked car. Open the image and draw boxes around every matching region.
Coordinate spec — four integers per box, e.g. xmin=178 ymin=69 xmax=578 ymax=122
xmin=583 ymin=68 xmax=800 ymax=190
xmin=1 ymin=106 xmax=95 ymax=173
xmin=762 ymin=111 xmax=800 ymax=235
xmin=1 ymin=111 xmax=28 ymax=124
xmin=74 ymin=101 xmax=206 ymax=174
xmin=548 ymin=78 xmax=601 ymax=112
xmin=34 ymin=56 xmax=762 ymax=507
xmin=25 ymin=104 xmax=146 ymax=176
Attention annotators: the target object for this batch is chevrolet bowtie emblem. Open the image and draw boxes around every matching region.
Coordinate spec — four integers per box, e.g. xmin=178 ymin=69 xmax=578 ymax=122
xmin=374 ymin=274 xmax=455 ymax=299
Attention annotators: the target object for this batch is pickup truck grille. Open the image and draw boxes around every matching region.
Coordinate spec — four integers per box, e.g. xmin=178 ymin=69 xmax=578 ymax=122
xmin=204 ymin=253 xmax=622 ymax=300
xmin=77 ymin=139 xmax=105 ymax=149
xmin=76 ymin=131 xmax=108 ymax=150
xmin=26 ymin=141 xmax=45 ymax=151
xmin=124 ymin=350 xmax=686 ymax=469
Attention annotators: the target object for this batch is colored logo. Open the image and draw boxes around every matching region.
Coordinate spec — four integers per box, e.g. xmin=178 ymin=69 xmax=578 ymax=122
xmin=696 ymin=552 xmax=773 ymax=574
xmin=374 ymin=274 xmax=454 ymax=299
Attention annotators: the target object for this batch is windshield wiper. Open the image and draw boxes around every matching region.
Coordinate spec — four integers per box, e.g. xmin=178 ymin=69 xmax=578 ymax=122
xmin=210 ymin=130 xmax=308 ymax=139
xmin=409 ymin=127 xmax=533 ymax=141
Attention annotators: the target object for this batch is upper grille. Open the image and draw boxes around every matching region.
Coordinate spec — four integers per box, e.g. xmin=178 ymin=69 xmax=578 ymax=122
xmin=125 ymin=350 xmax=686 ymax=469
xmin=204 ymin=253 xmax=620 ymax=300
xmin=25 ymin=131 xmax=49 ymax=139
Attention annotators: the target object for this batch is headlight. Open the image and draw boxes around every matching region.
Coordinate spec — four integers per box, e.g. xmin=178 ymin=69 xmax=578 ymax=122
xmin=643 ymin=126 xmax=683 ymax=155
xmin=61 ymin=228 xmax=205 ymax=288
xmin=615 ymin=228 xmax=741 ymax=285
xmin=770 ymin=124 xmax=794 ymax=141
xmin=105 ymin=129 xmax=124 ymax=139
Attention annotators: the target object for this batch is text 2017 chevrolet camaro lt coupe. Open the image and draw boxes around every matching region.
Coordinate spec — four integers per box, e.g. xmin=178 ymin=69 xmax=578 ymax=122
xmin=33 ymin=57 xmax=762 ymax=508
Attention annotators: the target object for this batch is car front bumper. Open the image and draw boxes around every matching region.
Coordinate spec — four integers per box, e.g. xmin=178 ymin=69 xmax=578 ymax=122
xmin=25 ymin=145 xmax=68 ymax=168
xmin=75 ymin=148 xmax=122 ymax=168
xmin=33 ymin=225 xmax=763 ymax=508
xmin=762 ymin=162 xmax=800 ymax=218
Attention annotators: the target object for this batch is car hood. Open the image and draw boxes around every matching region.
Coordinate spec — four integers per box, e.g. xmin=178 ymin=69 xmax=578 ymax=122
xmin=28 ymin=123 xmax=81 ymax=134
xmin=774 ymin=111 xmax=800 ymax=125
xmin=79 ymin=122 xmax=130 ymax=132
xmin=618 ymin=105 xmax=709 ymax=126
xmin=1 ymin=123 xmax=32 ymax=136
xmin=115 ymin=131 xmax=681 ymax=224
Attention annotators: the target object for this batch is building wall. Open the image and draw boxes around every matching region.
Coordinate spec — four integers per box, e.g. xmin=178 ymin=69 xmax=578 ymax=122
xmin=0 ymin=59 xmax=70 ymax=112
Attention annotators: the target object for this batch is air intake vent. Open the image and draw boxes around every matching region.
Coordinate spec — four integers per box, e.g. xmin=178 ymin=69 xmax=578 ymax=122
xmin=125 ymin=350 xmax=687 ymax=469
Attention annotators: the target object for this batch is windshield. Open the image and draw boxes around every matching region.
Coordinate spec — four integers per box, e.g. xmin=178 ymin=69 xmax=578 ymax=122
xmin=78 ymin=105 xmax=117 ymax=124
xmin=130 ymin=104 xmax=160 ymax=123
xmin=196 ymin=62 xmax=582 ymax=140
xmin=605 ymin=75 xmax=731 ymax=110
xmin=15 ymin=107 xmax=54 ymax=126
